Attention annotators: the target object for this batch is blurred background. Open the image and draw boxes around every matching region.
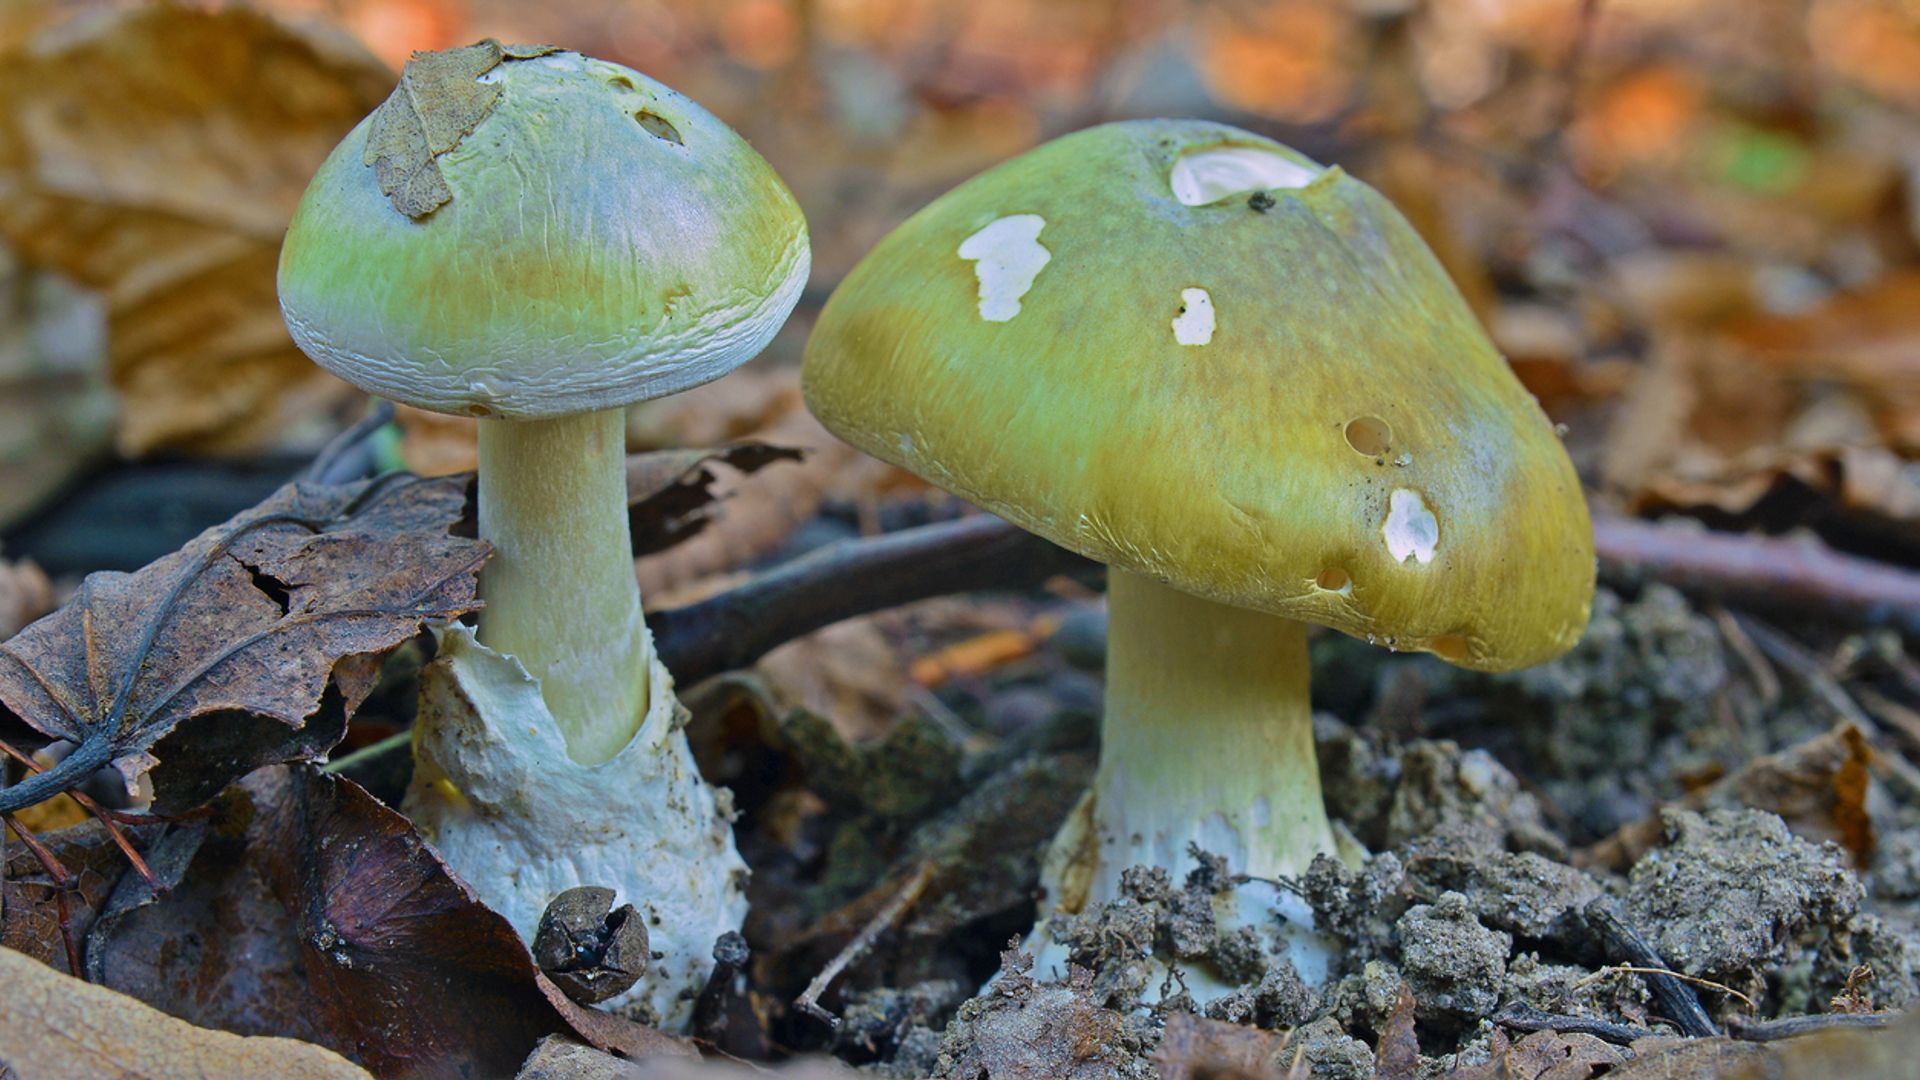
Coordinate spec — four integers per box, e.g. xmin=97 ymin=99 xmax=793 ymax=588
xmin=2 ymin=0 xmax=1919 ymax=600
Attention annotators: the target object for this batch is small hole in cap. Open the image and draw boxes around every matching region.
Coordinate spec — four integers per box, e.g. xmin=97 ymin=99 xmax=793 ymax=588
xmin=1316 ymin=568 xmax=1351 ymax=592
xmin=1344 ymin=416 xmax=1391 ymax=457
xmin=467 ymin=403 xmax=492 ymax=418
xmin=607 ymin=75 xmax=635 ymax=91
xmin=1429 ymin=634 xmax=1468 ymax=661
xmin=634 ymin=111 xmax=682 ymax=144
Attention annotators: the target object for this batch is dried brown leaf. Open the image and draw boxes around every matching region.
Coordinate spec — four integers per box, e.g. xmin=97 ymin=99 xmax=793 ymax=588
xmin=363 ymin=41 xmax=556 ymax=219
xmin=1154 ymin=1012 xmax=1287 ymax=1080
xmin=0 ymin=944 xmax=369 ymax=1080
xmin=1372 ymin=983 xmax=1421 ymax=1080
xmin=83 ymin=767 xmax=692 ymax=1078
xmin=1607 ymin=1037 xmax=1776 ymax=1079
xmin=0 ymin=819 xmax=129 ymax=972
xmin=0 ymin=474 xmax=485 ymax=816
xmin=627 ymin=442 xmax=807 ymax=561
xmin=0 ymin=5 xmax=392 ymax=453
xmin=1443 ymin=1030 xmax=1625 ymax=1080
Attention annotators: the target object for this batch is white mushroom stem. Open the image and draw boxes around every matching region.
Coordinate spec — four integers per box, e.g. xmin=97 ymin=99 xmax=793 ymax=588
xmin=476 ymin=408 xmax=649 ymax=765
xmin=1097 ymin=570 xmax=1336 ymax=897
xmin=1037 ymin=570 xmax=1339 ymax=990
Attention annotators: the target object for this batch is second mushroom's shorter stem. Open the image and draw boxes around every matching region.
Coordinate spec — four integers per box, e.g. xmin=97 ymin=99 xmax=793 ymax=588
xmin=1093 ymin=570 xmax=1336 ymax=903
xmin=477 ymin=409 xmax=650 ymax=765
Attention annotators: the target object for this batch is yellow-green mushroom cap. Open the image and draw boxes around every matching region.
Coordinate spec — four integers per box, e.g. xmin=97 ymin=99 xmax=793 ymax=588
xmin=803 ymin=119 xmax=1594 ymax=671
xmin=278 ymin=42 xmax=809 ymax=419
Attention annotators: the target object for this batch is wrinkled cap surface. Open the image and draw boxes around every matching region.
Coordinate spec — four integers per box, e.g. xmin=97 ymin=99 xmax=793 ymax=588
xmin=803 ymin=119 xmax=1594 ymax=671
xmin=278 ymin=44 xmax=809 ymax=419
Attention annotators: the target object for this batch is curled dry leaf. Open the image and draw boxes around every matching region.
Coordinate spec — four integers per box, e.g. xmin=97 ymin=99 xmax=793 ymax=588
xmin=0 ymin=944 xmax=369 ymax=1080
xmin=0 ymin=474 xmax=485 ymax=817
xmin=0 ymin=4 xmax=393 ymax=453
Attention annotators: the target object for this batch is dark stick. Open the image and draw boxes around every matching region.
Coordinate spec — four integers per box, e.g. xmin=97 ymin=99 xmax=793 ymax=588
xmin=648 ymin=510 xmax=1920 ymax=687
xmin=1583 ymin=900 xmax=1718 ymax=1038
xmin=651 ymin=515 xmax=1091 ymax=685
xmin=1728 ymin=1011 xmax=1898 ymax=1042
xmin=1594 ymin=516 xmax=1920 ymax=636
xmin=1493 ymin=1004 xmax=1656 ymax=1046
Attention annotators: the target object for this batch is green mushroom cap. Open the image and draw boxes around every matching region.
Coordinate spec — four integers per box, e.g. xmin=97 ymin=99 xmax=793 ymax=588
xmin=803 ymin=119 xmax=1594 ymax=671
xmin=279 ymin=42 xmax=809 ymax=419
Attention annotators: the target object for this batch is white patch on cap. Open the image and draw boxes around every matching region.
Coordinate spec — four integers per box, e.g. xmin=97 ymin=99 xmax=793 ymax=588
xmin=957 ymin=215 xmax=1051 ymax=322
xmin=1170 ymin=146 xmax=1320 ymax=206
xmin=1171 ymin=287 xmax=1215 ymax=345
xmin=1383 ymin=488 xmax=1438 ymax=565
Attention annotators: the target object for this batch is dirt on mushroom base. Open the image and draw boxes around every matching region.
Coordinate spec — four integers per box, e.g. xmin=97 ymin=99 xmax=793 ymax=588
xmin=673 ymin=583 xmax=1920 ymax=1078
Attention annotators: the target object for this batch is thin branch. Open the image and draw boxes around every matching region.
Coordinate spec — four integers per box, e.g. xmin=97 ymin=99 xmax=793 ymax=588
xmin=1728 ymin=1011 xmax=1897 ymax=1042
xmin=1595 ymin=517 xmax=1920 ymax=635
xmin=793 ymin=860 xmax=937 ymax=1028
xmin=652 ymin=515 xmax=1091 ymax=685
xmin=0 ymin=738 xmax=156 ymax=888
xmin=1493 ymin=1004 xmax=1656 ymax=1046
xmin=649 ymin=511 xmax=1920 ymax=686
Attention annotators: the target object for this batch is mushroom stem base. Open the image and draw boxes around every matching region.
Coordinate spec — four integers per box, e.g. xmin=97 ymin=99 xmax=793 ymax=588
xmin=1032 ymin=570 xmax=1340 ymax=991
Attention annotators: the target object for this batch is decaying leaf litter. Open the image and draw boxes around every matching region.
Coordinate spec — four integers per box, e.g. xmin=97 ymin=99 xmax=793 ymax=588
xmin=8 ymin=1 xmax=1920 ymax=1078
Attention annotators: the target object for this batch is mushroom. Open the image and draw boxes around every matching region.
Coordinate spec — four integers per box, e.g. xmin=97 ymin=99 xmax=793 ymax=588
xmin=277 ymin=42 xmax=807 ymax=1025
xmin=801 ymin=120 xmax=1592 ymax=992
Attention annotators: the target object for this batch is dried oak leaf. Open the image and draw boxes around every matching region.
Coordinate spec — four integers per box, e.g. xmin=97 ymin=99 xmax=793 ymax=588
xmin=0 ymin=5 xmax=394 ymax=453
xmin=363 ymin=40 xmax=557 ymax=219
xmin=0 ymin=474 xmax=485 ymax=817
xmin=0 ymin=943 xmax=370 ymax=1080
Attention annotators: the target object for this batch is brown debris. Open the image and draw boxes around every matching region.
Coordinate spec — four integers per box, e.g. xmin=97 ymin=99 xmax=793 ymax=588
xmin=0 ymin=4 xmax=392 ymax=453
xmin=1153 ymin=1012 xmax=1289 ymax=1080
xmin=0 ymin=944 xmax=369 ymax=1080
xmin=0 ymin=474 xmax=486 ymax=816
xmin=362 ymin=40 xmax=558 ymax=219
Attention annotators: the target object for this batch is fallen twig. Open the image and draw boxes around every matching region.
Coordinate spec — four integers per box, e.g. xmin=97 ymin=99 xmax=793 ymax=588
xmin=652 ymin=515 xmax=1091 ymax=685
xmin=649 ymin=512 xmax=1920 ymax=686
xmin=1727 ymin=1011 xmax=1897 ymax=1042
xmin=1493 ymin=1003 xmax=1657 ymax=1046
xmin=1583 ymin=900 xmax=1718 ymax=1038
xmin=1594 ymin=517 xmax=1920 ymax=635
xmin=793 ymin=860 xmax=937 ymax=1028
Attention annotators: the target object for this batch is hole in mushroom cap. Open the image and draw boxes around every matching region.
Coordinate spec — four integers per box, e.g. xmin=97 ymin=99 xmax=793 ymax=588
xmin=1344 ymin=416 xmax=1392 ymax=457
xmin=1170 ymin=146 xmax=1320 ymax=206
xmin=634 ymin=111 xmax=682 ymax=144
xmin=1429 ymin=634 xmax=1468 ymax=661
xmin=607 ymin=75 xmax=635 ymax=91
xmin=467 ymin=403 xmax=492 ymax=418
xmin=1315 ymin=568 xmax=1351 ymax=592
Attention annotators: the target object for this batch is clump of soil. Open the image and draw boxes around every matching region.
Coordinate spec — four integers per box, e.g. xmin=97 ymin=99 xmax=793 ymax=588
xmin=692 ymin=584 xmax=1920 ymax=1076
